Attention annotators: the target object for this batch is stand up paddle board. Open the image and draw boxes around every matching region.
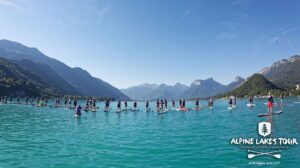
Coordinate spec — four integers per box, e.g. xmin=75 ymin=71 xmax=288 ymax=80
xmin=257 ymin=111 xmax=283 ymax=117
xmin=247 ymin=103 xmax=256 ymax=107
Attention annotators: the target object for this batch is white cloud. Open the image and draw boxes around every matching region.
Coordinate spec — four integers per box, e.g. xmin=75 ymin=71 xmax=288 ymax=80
xmin=0 ymin=0 xmax=29 ymax=11
xmin=282 ymin=26 xmax=300 ymax=35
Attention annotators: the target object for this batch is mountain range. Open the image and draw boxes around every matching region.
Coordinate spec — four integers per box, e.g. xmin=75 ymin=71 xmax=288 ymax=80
xmin=180 ymin=76 xmax=245 ymax=99
xmin=259 ymin=55 xmax=300 ymax=90
xmin=0 ymin=39 xmax=129 ymax=99
xmin=121 ymin=83 xmax=188 ymax=100
xmin=123 ymin=55 xmax=300 ymax=99
xmin=122 ymin=76 xmax=245 ymax=100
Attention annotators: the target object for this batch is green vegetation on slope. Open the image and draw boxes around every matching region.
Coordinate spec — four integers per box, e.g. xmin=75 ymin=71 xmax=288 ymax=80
xmin=0 ymin=57 xmax=60 ymax=97
xmin=219 ymin=73 xmax=284 ymax=97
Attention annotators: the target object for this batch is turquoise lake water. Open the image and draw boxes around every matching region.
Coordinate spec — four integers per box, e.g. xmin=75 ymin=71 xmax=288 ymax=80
xmin=0 ymin=97 xmax=300 ymax=167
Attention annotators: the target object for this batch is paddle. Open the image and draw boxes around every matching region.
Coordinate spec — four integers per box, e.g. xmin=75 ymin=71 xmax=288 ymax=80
xmin=248 ymin=150 xmax=281 ymax=159
xmin=248 ymin=153 xmax=281 ymax=159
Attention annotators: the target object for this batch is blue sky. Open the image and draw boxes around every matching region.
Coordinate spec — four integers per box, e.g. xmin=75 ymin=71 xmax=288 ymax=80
xmin=1 ymin=0 xmax=300 ymax=89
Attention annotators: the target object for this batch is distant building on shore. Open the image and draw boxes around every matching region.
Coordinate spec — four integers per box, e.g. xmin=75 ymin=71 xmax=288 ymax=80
xmin=296 ymin=84 xmax=300 ymax=91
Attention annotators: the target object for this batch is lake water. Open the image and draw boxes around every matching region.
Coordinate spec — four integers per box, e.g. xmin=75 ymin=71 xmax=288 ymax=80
xmin=0 ymin=97 xmax=300 ymax=167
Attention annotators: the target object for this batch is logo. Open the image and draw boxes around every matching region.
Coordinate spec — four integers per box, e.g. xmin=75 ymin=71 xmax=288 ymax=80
xmin=230 ymin=121 xmax=298 ymax=165
xmin=258 ymin=122 xmax=271 ymax=137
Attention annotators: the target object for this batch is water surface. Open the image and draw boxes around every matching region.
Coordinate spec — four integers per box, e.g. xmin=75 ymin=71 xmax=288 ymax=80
xmin=0 ymin=98 xmax=300 ymax=167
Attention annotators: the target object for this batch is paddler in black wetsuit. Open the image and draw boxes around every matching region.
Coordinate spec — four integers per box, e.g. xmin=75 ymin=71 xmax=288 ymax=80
xmin=105 ymin=99 xmax=110 ymax=111
xmin=64 ymin=98 xmax=68 ymax=107
xmin=179 ymin=99 xmax=182 ymax=108
xmin=124 ymin=100 xmax=128 ymax=110
xmin=85 ymin=99 xmax=89 ymax=111
xmin=73 ymin=97 xmax=77 ymax=108
xmin=92 ymin=98 xmax=96 ymax=109
xmin=172 ymin=100 xmax=175 ymax=108
xmin=75 ymin=104 xmax=82 ymax=117
xmin=228 ymin=97 xmax=233 ymax=107
xmin=117 ymin=100 xmax=121 ymax=111
xmin=133 ymin=100 xmax=137 ymax=110
xmin=249 ymin=97 xmax=253 ymax=104
xmin=195 ymin=99 xmax=199 ymax=109
xmin=146 ymin=100 xmax=149 ymax=111
xmin=164 ymin=99 xmax=168 ymax=109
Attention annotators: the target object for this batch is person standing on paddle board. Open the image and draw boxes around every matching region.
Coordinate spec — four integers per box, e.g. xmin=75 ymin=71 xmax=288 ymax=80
xmin=195 ymin=99 xmax=199 ymax=109
xmin=92 ymin=98 xmax=96 ymax=109
xmin=182 ymin=100 xmax=186 ymax=109
xmin=36 ymin=97 xmax=40 ymax=106
xmin=156 ymin=99 xmax=160 ymax=111
xmin=85 ymin=99 xmax=89 ymax=110
xmin=68 ymin=97 xmax=71 ymax=108
xmin=280 ymin=94 xmax=284 ymax=107
xmin=64 ymin=98 xmax=68 ymax=107
xmin=160 ymin=99 xmax=164 ymax=111
xmin=249 ymin=97 xmax=253 ymax=104
xmin=117 ymin=100 xmax=121 ymax=111
xmin=124 ymin=100 xmax=128 ymax=110
xmin=105 ymin=99 xmax=110 ymax=111
xmin=228 ymin=97 xmax=233 ymax=107
xmin=267 ymin=95 xmax=274 ymax=114
xmin=233 ymin=97 xmax=236 ymax=107
xmin=133 ymin=100 xmax=137 ymax=110
xmin=73 ymin=97 xmax=77 ymax=108
xmin=75 ymin=104 xmax=82 ymax=117
xmin=164 ymin=99 xmax=168 ymax=109
xmin=172 ymin=100 xmax=175 ymax=108
xmin=208 ymin=98 xmax=213 ymax=108
xmin=179 ymin=99 xmax=183 ymax=108
xmin=25 ymin=96 xmax=29 ymax=104
xmin=146 ymin=100 xmax=149 ymax=111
